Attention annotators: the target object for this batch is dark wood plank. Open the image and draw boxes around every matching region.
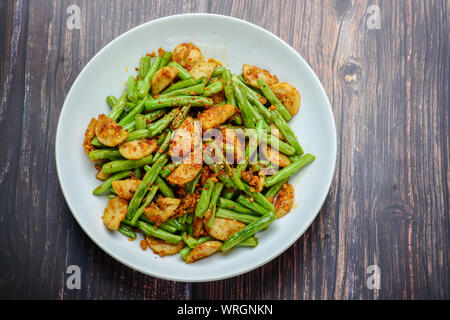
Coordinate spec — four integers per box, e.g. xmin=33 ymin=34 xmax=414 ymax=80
xmin=0 ymin=0 xmax=448 ymax=300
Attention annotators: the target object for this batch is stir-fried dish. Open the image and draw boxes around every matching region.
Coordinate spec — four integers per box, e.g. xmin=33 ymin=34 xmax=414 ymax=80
xmin=83 ymin=43 xmax=315 ymax=263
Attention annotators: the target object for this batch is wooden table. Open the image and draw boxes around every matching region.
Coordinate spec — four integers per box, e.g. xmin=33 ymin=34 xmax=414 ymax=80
xmin=0 ymin=0 xmax=448 ymax=300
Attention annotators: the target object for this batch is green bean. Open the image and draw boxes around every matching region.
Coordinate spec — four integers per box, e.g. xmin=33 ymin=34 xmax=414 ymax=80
xmin=218 ymin=197 xmax=254 ymax=215
xmin=257 ymin=78 xmax=292 ymax=121
xmin=152 ymin=131 xmax=172 ymax=162
xmin=171 ymin=105 xmax=190 ymax=129
xmin=264 ymin=178 xmax=288 ymax=199
xmin=236 ymin=195 xmax=270 ymax=215
xmin=161 ymin=77 xmax=204 ymax=94
xmin=185 ymin=212 xmax=194 ymax=236
xmin=118 ymin=223 xmax=137 ymax=239
xmin=271 ymin=110 xmax=304 ymax=155
xmin=107 ymin=194 xmax=117 ymax=199
xmin=139 ymin=56 xmax=152 ymax=80
xmin=93 ymin=170 xmax=131 ymax=195
xmin=186 ymin=169 xmax=202 ymax=194
xmin=221 ymin=213 xmax=274 ymax=251
xmin=195 ymin=178 xmax=215 ymax=218
xmin=148 ymin=109 xmax=179 ymax=137
xmin=118 ymin=96 xmax=149 ymax=126
xmin=223 ymin=69 xmax=236 ymax=105
xmin=135 ymin=220 xmax=182 ymax=244
xmin=126 ymin=129 xmax=150 ymax=141
xmin=126 ymin=102 xmax=137 ymax=110
xmin=180 ymin=236 xmax=213 ymax=260
xmin=160 ymin=82 xmax=205 ymax=98
xmin=203 ymin=80 xmax=223 ymax=97
xmin=260 ymin=132 xmax=296 ymax=156
xmin=159 ymin=51 xmax=172 ymax=68
xmin=205 ymin=182 xmax=224 ymax=228
xmin=145 ymin=96 xmax=214 ymax=111
xmin=137 ymin=56 xmax=162 ymax=98
xmin=264 ymin=154 xmax=315 ymax=187
xmin=236 ymin=236 xmax=259 ymax=247
xmin=182 ymin=232 xmax=199 ymax=249
xmin=127 ymin=75 xmax=138 ymax=102
xmin=102 ymin=155 xmax=153 ymax=174
xmin=156 ymin=176 xmax=175 ymax=198
xmin=88 ymin=149 xmax=122 ymax=161
xmin=134 ymin=114 xmax=146 ymax=130
xmin=160 ymin=162 xmax=180 ymax=178
xmin=108 ymin=91 xmax=128 ymax=121
xmin=106 ymin=95 xmax=118 ymax=108
xmin=215 ymin=208 xmax=259 ymax=224
xmin=134 ymin=167 xmax=142 ymax=179
xmin=233 ymin=83 xmax=255 ymax=128
xmin=221 ymin=187 xmax=236 ymax=200
xmin=129 ymin=185 xmax=159 ymax=225
xmin=165 ymin=219 xmax=184 ymax=232
xmin=127 ymin=156 xmax=167 ymax=219
xmin=211 ymin=66 xmax=225 ymax=78
xmin=242 ymin=183 xmax=275 ymax=213
xmin=167 ymin=61 xmax=192 ymax=80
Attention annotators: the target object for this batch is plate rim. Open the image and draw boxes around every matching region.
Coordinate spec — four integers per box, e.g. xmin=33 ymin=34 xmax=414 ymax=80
xmin=55 ymin=13 xmax=337 ymax=282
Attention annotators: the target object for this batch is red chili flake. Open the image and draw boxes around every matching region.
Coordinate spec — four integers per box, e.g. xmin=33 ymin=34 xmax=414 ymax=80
xmin=158 ymin=101 xmax=162 ymax=104
xmin=135 ymin=67 xmax=139 ymax=71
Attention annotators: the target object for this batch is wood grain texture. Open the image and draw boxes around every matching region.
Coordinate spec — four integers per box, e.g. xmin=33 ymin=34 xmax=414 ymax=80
xmin=0 ymin=0 xmax=448 ymax=300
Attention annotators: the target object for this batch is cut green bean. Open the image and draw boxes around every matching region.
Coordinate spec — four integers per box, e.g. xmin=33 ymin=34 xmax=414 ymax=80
xmin=161 ymin=77 xmax=204 ymax=94
xmin=203 ymin=80 xmax=223 ymax=97
xmin=221 ymin=213 xmax=274 ymax=251
xmin=167 ymin=61 xmax=192 ymax=80
xmin=118 ymin=223 xmax=137 ymax=239
xmin=127 ymin=156 xmax=167 ymax=219
xmin=180 ymin=236 xmax=213 ymax=260
xmin=127 ymin=75 xmax=138 ymax=102
xmin=139 ymin=56 xmax=152 ymax=79
xmin=160 ymin=82 xmax=205 ymax=98
xmin=218 ymin=197 xmax=254 ymax=215
xmin=182 ymin=232 xmax=199 ymax=249
xmin=257 ymin=78 xmax=292 ymax=121
xmin=137 ymin=56 xmax=162 ymax=98
xmin=215 ymin=208 xmax=260 ymax=224
xmin=264 ymin=178 xmax=288 ymax=199
xmin=118 ymin=96 xmax=148 ymax=126
xmin=236 ymin=236 xmax=259 ymax=247
xmin=129 ymin=185 xmax=159 ymax=225
xmin=88 ymin=149 xmax=122 ymax=161
xmin=236 ymin=195 xmax=270 ymax=215
xmin=134 ymin=114 xmax=146 ymax=130
xmin=271 ymin=110 xmax=304 ymax=155
xmin=156 ymin=176 xmax=175 ymax=198
xmin=93 ymin=170 xmax=131 ymax=195
xmin=171 ymin=105 xmax=190 ymax=129
xmin=264 ymin=154 xmax=315 ymax=187
xmin=106 ymin=95 xmax=118 ymax=108
xmin=195 ymin=178 xmax=215 ymax=218
xmin=205 ymin=182 xmax=224 ymax=228
xmin=102 ymin=155 xmax=153 ymax=174
xmin=186 ymin=169 xmax=202 ymax=194
xmin=135 ymin=220 xmax=181 ymax=244
xmin=159 ymin=51 xmax=172 ymax=68
xmin=145 ymin=96 xmax=214 ymax=111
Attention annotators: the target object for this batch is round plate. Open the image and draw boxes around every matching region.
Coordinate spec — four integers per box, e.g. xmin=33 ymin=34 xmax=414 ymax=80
xmin=56 ymin=13 xmax=336 ymax=282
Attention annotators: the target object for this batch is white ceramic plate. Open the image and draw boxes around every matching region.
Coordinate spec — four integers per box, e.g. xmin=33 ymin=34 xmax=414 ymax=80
xmin=56 ymin=13 xmax=336 ymax=282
